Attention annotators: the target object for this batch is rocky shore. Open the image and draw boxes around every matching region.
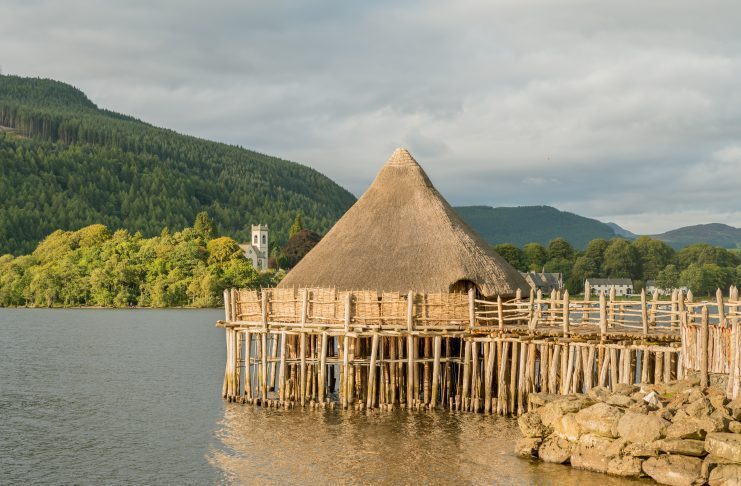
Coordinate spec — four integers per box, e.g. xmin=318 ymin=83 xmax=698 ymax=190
xmin=515 ymin=377 xmax=741 ymax=485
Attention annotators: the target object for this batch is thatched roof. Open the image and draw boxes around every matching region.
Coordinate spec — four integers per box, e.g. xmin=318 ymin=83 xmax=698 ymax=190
xmin=277 ymin=148 xmax=530 ymax=297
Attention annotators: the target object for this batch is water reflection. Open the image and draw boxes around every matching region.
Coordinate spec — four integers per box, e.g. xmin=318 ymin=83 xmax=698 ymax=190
xmin=209 ymin=405 xmax=648 ymax=485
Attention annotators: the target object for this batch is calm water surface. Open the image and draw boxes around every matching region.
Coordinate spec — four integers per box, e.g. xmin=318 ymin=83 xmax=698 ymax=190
xmin=1 ymin=309 xmax=642 ymax=484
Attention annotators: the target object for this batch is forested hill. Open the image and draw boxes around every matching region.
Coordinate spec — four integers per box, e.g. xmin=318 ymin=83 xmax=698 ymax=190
xmin=455 ymin=205 xmax=617 ymax=249
xmin=0 ymin=74 xmax=356 ymax=255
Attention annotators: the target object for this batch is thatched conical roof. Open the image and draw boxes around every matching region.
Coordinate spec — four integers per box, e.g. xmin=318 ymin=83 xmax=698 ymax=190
xmin=277 ymin=148 xmax=529 ymax=297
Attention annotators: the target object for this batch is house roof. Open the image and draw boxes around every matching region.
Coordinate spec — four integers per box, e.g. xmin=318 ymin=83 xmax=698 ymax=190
xmin=522 ymin=272 xmax=562 ymax=287
xmin=277 ymin=148 xmax=530 ymax=297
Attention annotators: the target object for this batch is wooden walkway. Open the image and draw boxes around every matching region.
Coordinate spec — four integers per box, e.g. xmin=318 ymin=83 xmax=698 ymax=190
xmin=217 ymin=286 xmax=741 ymax=413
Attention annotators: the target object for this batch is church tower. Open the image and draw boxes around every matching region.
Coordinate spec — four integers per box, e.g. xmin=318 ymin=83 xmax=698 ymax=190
xmin=251 ymin=224 xmax=269 ymax=269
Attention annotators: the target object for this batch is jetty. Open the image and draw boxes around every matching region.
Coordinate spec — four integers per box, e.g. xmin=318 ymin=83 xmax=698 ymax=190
xmin=216 ymin=148 xmax=740 ymax=413
xmin=218 ymin=285 xmax=740 ymax=413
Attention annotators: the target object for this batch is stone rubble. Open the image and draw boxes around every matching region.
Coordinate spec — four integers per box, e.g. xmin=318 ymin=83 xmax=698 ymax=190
xmin=515 ymin=379 xmax=741 ymax=485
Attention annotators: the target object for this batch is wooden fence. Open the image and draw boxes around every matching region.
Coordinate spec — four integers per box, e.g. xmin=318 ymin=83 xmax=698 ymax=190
xmin=218 ymin=286 xmax=740 ymax=412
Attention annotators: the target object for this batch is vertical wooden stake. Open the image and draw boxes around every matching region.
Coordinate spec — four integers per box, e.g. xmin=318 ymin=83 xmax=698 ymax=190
xmin=300 ymin=332 xmax=307 ymax=405
xmin=562 ymin=290 xmax=570 ymax=336
xmin=431 ymin=335 xmax=441 ymax=409
xmin=319 ymin=332 xmax=327 ymax=403
xmin=599 ymin=292 xmax=607 ymax=336
xmin=407 ymin=334 xmax=414 ymax=409
xmin=278 ymin=332 xmax=286 ymax=403
xmin=701 ymin=306 xmax=709 ymax=388
xmin=468 ymin=288 xmax=476 ymax=329
xmin=261 ymin=332 xmax=268 ymax=402
xmin=462 ymin=340 xmax=472 ymax=410
xmin=497 ymin=295 xmax=504 ymax=331
xmin=641 ymin=288 xmax=648 ymax=336
xmin=367 ymin=332 xmax=379 ymax=409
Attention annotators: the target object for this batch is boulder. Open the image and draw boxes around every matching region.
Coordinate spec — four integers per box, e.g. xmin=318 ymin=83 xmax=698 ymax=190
xmin=708 ymin=464 xmax=741 ymax=486
xmin=686 ymin=398 xmax=713 ymax=418
xmin=575 ymin=403 xmax=623 ymax=438
xmin=538 ymin=435 xmax=574 ymax=464
xmin=668 ymin=394 xmax=689 ymax=412
xmin=618 ymin=412 xmax=668 ymax=443
xmin=528 ymin=392 xmax=561 ymax=408
xmin=686 ymin=388 xmax=705 ymax=403
xmin=667 ymin=418 xmax=708 ymax=440
xmin=515 ymin=437 xmax=542 ymax=458
xmin=587 ymin=387 xmax=611 ymax=402
xmin=537 ymin=397 xmax=593 ymax=427
xmin=606 ymin=394 xmax=634 ymax=408
xmin=607 ymin=455 xmax=643 ymax=477
xmin=518 ymin=411 xmax=548 ymax=438
xmin=656 ymin=438 xmax=707 ymax=457
xmin=642 ymin=455 xmax=703 ymax=486
xmin=614 ymin=383 xmax=639 ymax=395
xmin=729 ymin=421 xmax=741 ymax=434
xmin=705 ymin=433 xmax=741 ymax=463
xmin=627 ymin=402 xmax=650 ymax=414
xmin=624 ymin=442 xmax=660 ymax=457
xmin=703 ymin=454 xmax=739 ymax=482
xmin=552 ymin=413 xmax=581 ymax=442
xmin=570 ymin=435 xmax=615 ymax=473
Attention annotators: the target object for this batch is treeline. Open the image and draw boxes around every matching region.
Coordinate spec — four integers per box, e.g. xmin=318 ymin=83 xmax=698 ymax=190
xmin=0 ymin=213 xmax=278 ymax=308
xmin=494 ymin=237 xmax=741 ymax=296
xmin=0 ymin=74 xmax=355 ymax=255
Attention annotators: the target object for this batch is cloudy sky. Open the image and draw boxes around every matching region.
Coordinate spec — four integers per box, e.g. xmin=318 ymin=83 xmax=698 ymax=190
xmin=2 ymin=0 xmax=740 ymax=233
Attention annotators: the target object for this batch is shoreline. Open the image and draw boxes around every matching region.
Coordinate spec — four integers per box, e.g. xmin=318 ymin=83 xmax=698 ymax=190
xmin=515 ymin=377 xmax=741 ymax=484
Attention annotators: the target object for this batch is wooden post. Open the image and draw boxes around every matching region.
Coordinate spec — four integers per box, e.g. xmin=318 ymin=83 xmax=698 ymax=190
xmin=509 ymin=340 xmax=519 ymax=414
xmin=516 ymin=288 xmax=522 ymax=301
xmin=701 ymin=306 xmax=709 ymax=388
xmin=484 ymin=339 xmax=495 ymax=414
xmin=300 ymin=332 xmax=307 ymax=405
xmin=641 ymin=288 xmax=648 ymax=335
xmin=261 ymin=289 xmax=269 ymax=331
xmin=342 ymin=335 xmax=349 ymax=408
xmin=367 ymin=332 xmax=379 ymax=409
xmin=583 ymin=283 xmax=591 ymax=323
xmin=318 ymin=332 xmax=327 ymax=403
xmin=244 ymin=332 xmax=252 ymax=400
xmin=407 ymin=334 xmax=414 ymax=409
xmin=717 ymin=288 xmax=726 ymax=328
xmin=344 ymin=293 xmax=352 ymax=332
xmin=431 ymin=335 xmax=441 ymax=409
xmin=300 ymin=288 xmax=308 ymax=327
xmin=599 ymin=292 xmax=607 ymax=336
xmin=609 ymin=287 xmax=616 ymax=326
xmin=231 ymin=288 xmax=238 ymax=324
xmin=278 ymin=332 xmax=286 ymax=403
xmin=261 ymin=332 xmax=268 ymax=401
xmin=468 ymin=288 xmax=476 ymax=329
xmin=471 ymin=341 xmax=479 ymax=412
xmin=562 ymin=290 xmax=570 ymax=336
xmin=650 ymin=289 xmax=659 ymax=325
xmin=223 ymin=289 xmax=231 ymax=321
xmin=497 ymin=295 xmax=504 ymax=331
xmin=462 ymin=340 xmax=472 ymax=410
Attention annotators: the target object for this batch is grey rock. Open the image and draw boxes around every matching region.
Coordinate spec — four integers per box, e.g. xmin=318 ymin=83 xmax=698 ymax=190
xmin=642 ymin=455 xmax=703 ymax=486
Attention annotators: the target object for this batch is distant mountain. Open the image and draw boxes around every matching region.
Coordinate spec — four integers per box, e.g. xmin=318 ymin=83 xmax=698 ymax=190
xmin=454 ymin=205 xmax=617 ymax=249
xmin=606 ymin=222 xmax=637 ymax=239
xmin=0 ymin=74 xmax=356 ymax=255
xmin=652 ymin=223 xmax=741 ymax=250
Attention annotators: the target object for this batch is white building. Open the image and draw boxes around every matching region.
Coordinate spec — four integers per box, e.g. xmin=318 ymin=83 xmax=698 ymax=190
xmin=586 ymin=278 xmax=633 ymax=296
xmin=239 ymin=224 xmax=269 ymax=271
xmin=645 ymin=280 xmax=688 ymax=296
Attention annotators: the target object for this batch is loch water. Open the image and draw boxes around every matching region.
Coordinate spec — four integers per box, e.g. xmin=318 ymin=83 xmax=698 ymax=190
xmin=1 ymin=308 xmax=644 ymax=484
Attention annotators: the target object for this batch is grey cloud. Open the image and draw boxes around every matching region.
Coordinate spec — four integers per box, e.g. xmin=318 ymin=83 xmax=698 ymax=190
xmin=2 ymin=0 xmax=741 ymax=234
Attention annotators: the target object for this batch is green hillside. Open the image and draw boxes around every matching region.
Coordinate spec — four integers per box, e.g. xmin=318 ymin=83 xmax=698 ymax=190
xmin=454 ymin=205 xmax=617 ymax=249
xmin=653 ymin=223 xmax=741 ymax=250
xmin=0 ymin=74 xmax=356 ymax=255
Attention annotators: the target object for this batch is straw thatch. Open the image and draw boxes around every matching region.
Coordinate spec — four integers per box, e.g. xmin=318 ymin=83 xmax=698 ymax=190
xmin=277 ymin=148 xmax=530 ymax=298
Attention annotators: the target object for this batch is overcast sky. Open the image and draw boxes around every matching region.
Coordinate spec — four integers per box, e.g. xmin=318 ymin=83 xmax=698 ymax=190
xmin=2 ymin=0 xmax=740 ymax=234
